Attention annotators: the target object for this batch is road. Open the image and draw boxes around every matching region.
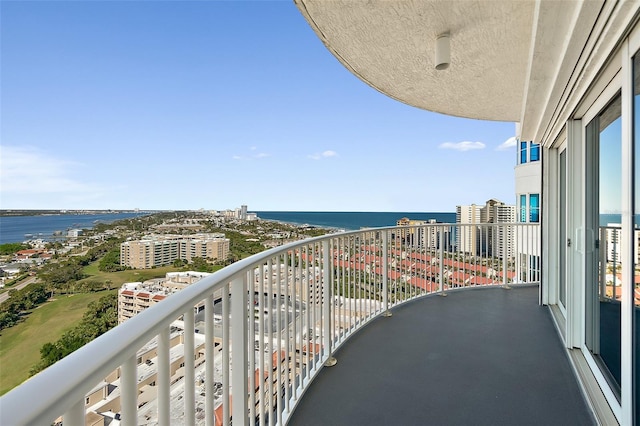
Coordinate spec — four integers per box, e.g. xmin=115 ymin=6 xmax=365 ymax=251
xmin=0 ymin=276 xmax=38 ymax=304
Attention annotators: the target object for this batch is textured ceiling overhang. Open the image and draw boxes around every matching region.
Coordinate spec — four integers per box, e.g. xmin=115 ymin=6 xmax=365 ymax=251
xmin=295 ymin=0 xmax=605 ymax=140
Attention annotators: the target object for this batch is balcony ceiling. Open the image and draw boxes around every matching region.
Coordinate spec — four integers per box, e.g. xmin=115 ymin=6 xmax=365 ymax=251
xmin=295 ymin=0 xmax=604 ymax=141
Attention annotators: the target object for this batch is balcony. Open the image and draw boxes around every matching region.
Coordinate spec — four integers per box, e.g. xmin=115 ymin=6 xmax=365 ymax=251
xmin=0 ymin=223 xmax=587 ymax=426
xmin=288 ymin=285 xmax=593 ymax=426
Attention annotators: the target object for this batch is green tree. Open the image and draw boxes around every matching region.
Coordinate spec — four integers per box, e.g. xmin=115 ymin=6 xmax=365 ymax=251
xmin=30 ymin=294 xmax=117 ymax=375
xmin=0 ymin=243 xmax=29 ymax=256
xmin=98 ymin=247 xmax=125 ymax=272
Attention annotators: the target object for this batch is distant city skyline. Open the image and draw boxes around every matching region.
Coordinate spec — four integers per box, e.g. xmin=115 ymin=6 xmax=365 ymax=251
xmin=1 ymin=1 xmax=517 ymax=212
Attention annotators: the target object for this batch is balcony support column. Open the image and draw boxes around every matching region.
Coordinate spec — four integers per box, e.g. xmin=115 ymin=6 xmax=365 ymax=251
xmin=231 ymin=275 xmax=249 ymax=425
xmin=121 ymin=355 xmax=138 ymax=426
xmin=323 ymin=239 xmax=337 ymax=366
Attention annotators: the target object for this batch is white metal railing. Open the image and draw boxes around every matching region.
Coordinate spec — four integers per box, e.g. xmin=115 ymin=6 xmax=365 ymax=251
xmin=0 ymin=223 xmax=540 ymax=426
xmin=599 ymin=225 xmax=622 ymax=302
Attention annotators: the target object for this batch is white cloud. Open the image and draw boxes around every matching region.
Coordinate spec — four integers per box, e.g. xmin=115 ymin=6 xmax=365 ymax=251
xmin=438 ymin=141 xmax=486 ymax=152
xmin=233 ymin=147 xmax=270 ymax=160
xmin=496 ymin=136 xmax=517 ymax=151
xmin=0 ymin=145 xmax=99 ymax=194
xmin=308 ymin=150 xmax=338 ymax=160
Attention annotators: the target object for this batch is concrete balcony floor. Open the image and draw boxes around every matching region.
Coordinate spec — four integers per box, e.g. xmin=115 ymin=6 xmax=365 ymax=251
xmin=289 ymin=286 xmax=595 ymax=426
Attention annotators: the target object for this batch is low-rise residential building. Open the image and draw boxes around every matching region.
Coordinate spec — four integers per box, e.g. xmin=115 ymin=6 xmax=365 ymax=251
xmin=118 ymin=271 xmax=210 ymax=323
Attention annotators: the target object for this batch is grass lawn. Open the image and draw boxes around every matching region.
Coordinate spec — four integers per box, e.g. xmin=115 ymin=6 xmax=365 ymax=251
xmin=79 ymin=262 xmax=185 ymax=287
xmin=1 ymin=262 xmax=222 ymax=395
xmin=0 ymin=290 xmax=116 ymax=395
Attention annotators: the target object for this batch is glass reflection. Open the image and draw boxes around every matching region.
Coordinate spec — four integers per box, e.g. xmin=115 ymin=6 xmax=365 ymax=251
xmin=632 ymin=52 xmax=640 ymax=423
xmin=586 ymin=93 xmax=622 ymax=393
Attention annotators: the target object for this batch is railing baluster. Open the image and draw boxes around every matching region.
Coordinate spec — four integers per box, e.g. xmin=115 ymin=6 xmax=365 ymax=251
xmin=231 ymin=275 xmax=248 ymax=426
xmin=283 ymin=252 xmax=290 ymax=415
xmin=205 ymin=294 xmax=215 ymax=426
xmin=158 ymin=326 xmax=170 ymax=426
xmin=258 ymin=263 xmax=266 ymax=426
xmin=290 ymin=251 xmax=297 ymax=402
xmin=382 ymin=231 xmax=391 ymax=316
xmin=121 ymin=354 xmax=138 ymax=426
xmin=297 ymin=249 xmax=304 ymax=390
xmin=267 ymin=259 xmax=274 ymax=426
xmin=184 ymin=308 xmax=195 ymax=426
xmin=249 ymin=270 xmax=256 ymax=426
xmin=63 ymin=397 xmax=84 ymax=426
xmin=275 ymin=259 xmax=283 ymax=426
xmin=222 ymin=285 xmax=230 ymax=426
xmin=304 ymin=245 xmax=316 ymax=377
xmin=323 ymin=239 xmax=337 ymax=367
xmin=439 ymin=226 xmax=446 ymax=296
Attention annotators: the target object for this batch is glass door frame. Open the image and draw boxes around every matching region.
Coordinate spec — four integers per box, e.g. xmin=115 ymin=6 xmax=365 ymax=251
xmin=579 ymin=71 xmax=622 ymax=420
xmin=558 ymin=140 xmax=568 ymax=317
xmin=544 ymin=136 xmax=568 ymax=314
xmin=623 ymin=29 xmax=640 ymax=426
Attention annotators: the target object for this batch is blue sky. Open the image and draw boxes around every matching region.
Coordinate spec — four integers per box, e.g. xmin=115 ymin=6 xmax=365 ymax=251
xmin=1 ymin=1 xmax=517 ymax=212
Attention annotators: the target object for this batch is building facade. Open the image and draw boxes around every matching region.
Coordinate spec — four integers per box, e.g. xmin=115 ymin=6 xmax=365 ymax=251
xmin=455 ymin=204 xmax=482 ymax=255
xmin=121 ymin=234 xmax=230 ymax=269
xmin=118 ymin=271 xmax=210 ymax=323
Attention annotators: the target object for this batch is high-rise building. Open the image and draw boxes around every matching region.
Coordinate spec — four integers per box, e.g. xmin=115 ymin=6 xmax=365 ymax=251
xmin=490 ymin=203 xmax=517 ymax=259
xmin=241 ymin=205 xmax=248 ymax=220
xmin=457 ymin=200 xmax=516 ymax=258
xmin=395 ymin=217 xmax=429 ymax=244
xmin=456 ymin=204 xmax=482 ymax=255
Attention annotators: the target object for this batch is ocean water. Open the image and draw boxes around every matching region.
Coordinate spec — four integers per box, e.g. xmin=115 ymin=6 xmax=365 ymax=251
xmin=254 ymin=211 xmax=456 ymax=230
xmin=0 ymin=213 xmax=148 ymax=244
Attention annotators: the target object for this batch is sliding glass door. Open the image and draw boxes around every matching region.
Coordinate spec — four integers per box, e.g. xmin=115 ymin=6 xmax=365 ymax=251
xmin=585 ymin=92 xmax=622 ymax=395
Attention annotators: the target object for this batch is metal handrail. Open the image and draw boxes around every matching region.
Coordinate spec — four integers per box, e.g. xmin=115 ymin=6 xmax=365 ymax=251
xmin=0 ymin=222 xmax=541 ymax=426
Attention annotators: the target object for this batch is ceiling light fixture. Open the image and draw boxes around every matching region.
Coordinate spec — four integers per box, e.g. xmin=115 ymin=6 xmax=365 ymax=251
xmin=435 ymin=32 xmax=450 ymax=70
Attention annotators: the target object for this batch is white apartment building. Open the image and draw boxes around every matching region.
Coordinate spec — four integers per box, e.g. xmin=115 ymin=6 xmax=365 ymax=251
xmin=118 ymin=271 xmax=210 ymax=323
xmin=179 ymin=237 xmax=230 ymax=263
xmin=121 ymin=234 xmax=230 ymax=269
xmin=456 ymin=200 xmax=517 ymax=259
xmin=455 ymin=204 xmax=482 ymax=255
xmin=120 ymin=238 xmax=180 ymax=269
xmin=491 ymin=203 xmax=517 ymax=260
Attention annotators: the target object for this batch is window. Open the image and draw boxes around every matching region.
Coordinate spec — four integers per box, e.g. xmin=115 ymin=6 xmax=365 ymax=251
xmin=519 ymin=194 xmax=527 ymax=222
xmin=520 ymin=140 xmax=528 ymax=164
xmin=530 ymin=142 xmax=540 ymax=161
xmin=529 ymin=194 xmax=539 ymax=223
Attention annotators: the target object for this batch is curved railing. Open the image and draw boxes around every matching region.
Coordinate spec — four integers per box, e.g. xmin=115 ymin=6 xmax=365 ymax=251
xmin=0 ymin=223 xmax=539 ymax=425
